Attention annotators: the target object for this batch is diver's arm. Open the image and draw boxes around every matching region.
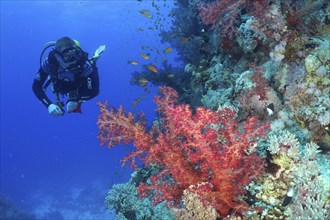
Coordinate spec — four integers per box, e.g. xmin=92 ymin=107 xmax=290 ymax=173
xmin=32 ymin=68 xmax=53 ymax=107
xmin=78 ymin=67 xmax=100 ymax=101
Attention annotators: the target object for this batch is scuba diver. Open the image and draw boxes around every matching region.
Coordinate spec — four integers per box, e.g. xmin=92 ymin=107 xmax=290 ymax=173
xmin=32 ymin=36 xmax=105 ymax=116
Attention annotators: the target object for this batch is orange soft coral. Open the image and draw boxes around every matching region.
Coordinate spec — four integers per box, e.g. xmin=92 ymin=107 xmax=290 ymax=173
xmin=97 ymin=86 xmax=270 ymax=217
xmin=97 ymin=101 xmax=153 ymax=168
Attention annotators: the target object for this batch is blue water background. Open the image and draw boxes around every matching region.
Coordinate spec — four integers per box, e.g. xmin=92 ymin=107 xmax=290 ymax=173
xmin=0 ymin=1 xmax=175 ymax=218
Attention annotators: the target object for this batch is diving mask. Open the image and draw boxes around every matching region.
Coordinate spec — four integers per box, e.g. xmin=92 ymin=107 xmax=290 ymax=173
xmin=55 ymin=46 xmax=83 ymax=69
xmin=59 ymin=47 xmax=82 ymax=63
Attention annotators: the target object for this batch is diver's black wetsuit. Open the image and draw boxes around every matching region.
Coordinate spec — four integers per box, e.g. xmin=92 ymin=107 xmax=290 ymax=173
xmin=32 ymin=51 xmax=99 ymax=108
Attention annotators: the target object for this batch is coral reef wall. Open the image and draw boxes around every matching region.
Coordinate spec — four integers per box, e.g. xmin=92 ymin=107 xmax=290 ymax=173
xmin=99 ymin=0 xmax=330 ymax=219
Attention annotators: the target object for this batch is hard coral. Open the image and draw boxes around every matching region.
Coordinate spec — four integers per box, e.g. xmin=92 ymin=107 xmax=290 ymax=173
xmin=105 ymin=172 xmax=175 ymax=220
xmin=282 ymin=0 xmax=328 ymax=36
xmin=256 ymin=130 xmax=330 ymax=219
xmin=238 ymin=65 xmax=282 ymax=119
xmin=172 ymin=183 xmax=219 ymax=220
xmin=98 ymin=86 xmax=270 ymax=217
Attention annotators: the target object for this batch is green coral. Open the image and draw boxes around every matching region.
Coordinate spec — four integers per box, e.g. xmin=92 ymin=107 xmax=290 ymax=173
xmin=304 ymin=38 xmax=330 ymax=87
xmin=201 ymin=88 xmax=233 ymax=110
xmin=251 ymin=130 xmax=330 ymax=219
xmin=105 ymin=171 xmax=175 ymax=220
xmin=272 ymin=151 xmax=293 ymax=170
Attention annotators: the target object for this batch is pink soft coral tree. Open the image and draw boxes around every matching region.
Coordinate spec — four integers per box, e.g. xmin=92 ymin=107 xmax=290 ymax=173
xmin=198 ymin=0 xmax=246 ymax=32
xmin=198 ymin=0 xmax=269 ymax=37
xmin=97 ymin=86 xmax=270 ymax=216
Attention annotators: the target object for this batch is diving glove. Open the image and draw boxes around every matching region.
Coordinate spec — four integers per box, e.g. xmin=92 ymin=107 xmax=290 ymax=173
xmin=48 ymin=104 xmax=64 ymax=116
xmin=92 ymin=45 xmax=106 ymax=60
xmin=67 ymin=101 xmax=78 ymax=113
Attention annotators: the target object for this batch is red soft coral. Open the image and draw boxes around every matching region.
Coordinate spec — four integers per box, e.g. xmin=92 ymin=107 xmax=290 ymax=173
xmin=198 ymin=0 xmax=270 ymax=38
xmin=97 ymin=86 xmax=270 ymax=216
xmin=97 ymin=101 xmax=153 ymax=168
xmin=198 ymin=0 xmax=247 ymax=37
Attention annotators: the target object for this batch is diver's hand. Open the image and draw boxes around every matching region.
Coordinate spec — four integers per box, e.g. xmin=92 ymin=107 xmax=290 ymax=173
xmin=48 ymin=104 xmax=63 ymax=116
xmin=93 ymin=45 xmax=106 ymax=59
xmin=67 ymin=101 xmax=78 ymax=113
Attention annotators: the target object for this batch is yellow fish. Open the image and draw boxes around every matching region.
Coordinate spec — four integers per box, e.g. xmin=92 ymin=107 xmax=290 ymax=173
xmin=142 ymin=13 xmax=153 ymax=18
xmin=140 ymin=53 xmax=150 ymax=60
xmin=132 ymin=98 xmax=142 ymax=108
xmin=147 ymin=65 xmax=158 ymax=73
xmin=139 ymin=9 xmax=150 ymax=14
xmin=164 ymin=47 xmax=172 ymax=54
xmin=128 ymin=61 xmax=138 ymax=65
xmin=139 ymin=78 xmax=148 ymax=87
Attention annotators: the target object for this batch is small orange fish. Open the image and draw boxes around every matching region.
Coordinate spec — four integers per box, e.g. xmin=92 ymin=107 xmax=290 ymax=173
xmin=128 ymin=61 xmax=138 ymax=65
xmin=140 ymin=53 xmax=150 ymax=60
xmin=164 ymin=47 xmax=172 ymax=54
xmin=147 ymin=65 xmax=158 ymax=73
